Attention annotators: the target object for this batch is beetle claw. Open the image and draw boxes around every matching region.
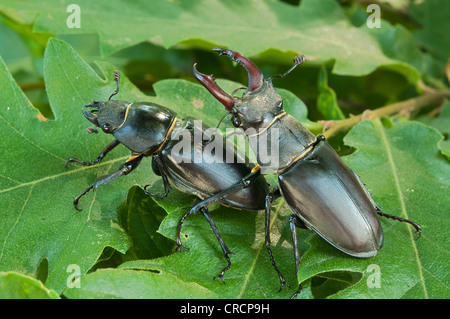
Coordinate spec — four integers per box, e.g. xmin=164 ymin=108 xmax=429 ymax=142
xmin=415 ymin=227 xmax=422 ymax=240
xmin=213 ymin=273 xmax=226 ymax=283
xmin=176 ymin=243 xmax=190 ymax=252
xmin=143 ymin=184 xmax=168 ymax=199
xmin=277 ymin=277 xmax=290 ymax=292
xmin=73 ymin=198 xmax=83 ymax=211
xmin=213 ymin=253 xmax=231 ymax=283
xmin=290 ymin=284 xmax=303 ymax=299
xmin=86 ymin=127 xmax=99 ymax=134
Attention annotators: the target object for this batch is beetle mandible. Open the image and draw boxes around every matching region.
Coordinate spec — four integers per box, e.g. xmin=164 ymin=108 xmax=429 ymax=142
xmin=193 ymin=48 xmax=422 ymax=298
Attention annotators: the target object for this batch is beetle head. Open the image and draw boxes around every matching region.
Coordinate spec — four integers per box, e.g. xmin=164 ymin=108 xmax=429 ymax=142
xmin=82 ymin=70 xmax=130 ymax=134
xmin=194 ymin=48 xmax=303 ymax=132
xmin=228 ymin=81 xmax=285 ymax=131
xmin=83 ymin=100 xmax=131 ymax=134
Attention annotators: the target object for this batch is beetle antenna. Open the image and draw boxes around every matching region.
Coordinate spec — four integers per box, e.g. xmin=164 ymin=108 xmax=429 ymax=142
xmin=215 ymin=111 xmax=231 ymax=130
xmin=108 ymin=70 xmax=120 ymax=100
xmin=224 ymin=117 xmax=232 ymax=130
xmin=204 ymin=111 xmax=231 ymax=146
xmin=231 ymin=86 xmax=247 ymax=98
xmin=268 ymin=55 xmax=305 ymax=81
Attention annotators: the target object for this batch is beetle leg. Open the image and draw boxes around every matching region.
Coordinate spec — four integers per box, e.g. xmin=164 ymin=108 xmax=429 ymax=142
xmin=289 ymin=215 xmax=301 ymax=278
xmin=264 ymin=187 xmax=290 ymax=291
xmin=175 ymin=209 xmax=191 ymax=252
xmin=376 ymin=207 xmax=422 ymax=239
xmin=174 ymin=168 xmax=261 ymax=266
xmin=289 ymin=214 xmax=308 ymax=299
xmin=173 ymin=167 xmax=262 ymax=281
xmin=290 ymin=283 xmax=303 ymax=300
xmin=201 ymin=208 xmax=234 ymax=282
xmin=187 ymin=166 xmax=262 ymax=216
xmin=72 ymin=154 xmax=143 ymax=211
xmin=65 ymin=139 xmax=121 ymax=167
xmin=144 ymin=154 xmax=171 ymax=199
xmin=175 ymin=206 xmax=233 ymax=282
xmin=351 ymin=168 xmax=422 ymax=240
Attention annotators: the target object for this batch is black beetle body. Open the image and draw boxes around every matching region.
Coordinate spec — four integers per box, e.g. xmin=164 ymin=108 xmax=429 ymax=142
xmin=84 ymin=100 xmax=176 ymax=154
xmin=66 ymin=71 xmax=272 ymax=282
xmin=78 ymin=98 xmax=268 ymax=212
xmin=278 ymin=141 xmax=383 ymax=257
xmin=231 ymin=80 xmax=383 ymax=257
xmin=159 ymin=118 xmax=268 ymax=211
xmin=193 ymin=49 xmax=421 ymax=297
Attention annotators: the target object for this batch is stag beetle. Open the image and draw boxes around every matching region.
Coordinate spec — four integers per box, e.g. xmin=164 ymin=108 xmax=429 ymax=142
xmin=193 ymin=48 xmax=422 ymax=298
xmin=65 ymin=71 xmax=278 ymax=282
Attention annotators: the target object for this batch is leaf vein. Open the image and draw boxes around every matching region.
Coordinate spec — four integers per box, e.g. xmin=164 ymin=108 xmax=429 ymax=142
xmin=237 ymin=197 xmax=285 ymax=298
xmin=0 ymin=156 xmax=128 ymax=195
xmin=374 ymin=119 xmax=428 ymax=298
xmin=0 ymin=114 xmax=65 ymax=162
xmin=0 ymin=184 xmax=34 ymax=262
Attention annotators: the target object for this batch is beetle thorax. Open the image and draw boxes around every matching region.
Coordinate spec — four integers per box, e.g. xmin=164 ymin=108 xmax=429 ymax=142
xmin=233 ymin=80 xmax=284 ymax=132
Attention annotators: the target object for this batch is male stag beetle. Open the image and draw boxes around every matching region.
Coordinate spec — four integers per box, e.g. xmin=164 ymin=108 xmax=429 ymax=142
xmin=65 ymin=70 xmax=279 ymax=283
xmin=193 ymin=48 xmax=422 ymax=298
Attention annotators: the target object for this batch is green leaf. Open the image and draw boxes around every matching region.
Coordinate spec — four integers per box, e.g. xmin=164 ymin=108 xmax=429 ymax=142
xmin=0 ymin=17 xmax=34 ymax=74
xmin=0 ymin=271 xmax=59 ymax=299
xmin=412 ymin=0 xmax=450 ymax=64
xmin=0 ymin=41 xmax=134 ymax=294
xmin=117 ymin=186 xmax=177 ymax=261
xmin=365 ymin=21 xmax=425 ymax=80
xmin=63 ymin=268 xmax=217 ymax=298
xmin=0 ymin=0 xmax=421 ymax=78
xmin=310 ymin=271 xmax=362 ymax=299
xmin=1 ymin=35 xmax=447 ymax=299
xmin=418 ymin=101 xmax=450 ymax=159
xmin=120 ymin=120 xmax=449 ymax=299
xmin=317 ymin=66 xmax=345 ymax=120
xmin=120 ymin=203 xmax=303 ymax=299
xmin=0 ymin=38 xmax=312 ymax=297
xmin=298 ymin=120 xmax=449 ymax=298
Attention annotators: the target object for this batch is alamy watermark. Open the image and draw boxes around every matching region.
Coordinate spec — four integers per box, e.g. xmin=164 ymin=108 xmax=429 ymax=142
xmin=366 ymin=4 xmax=381 ymax=29
xmin=366 ymin=264 xmax=381 ymax=288
xmin=66 ymin=264 xmax=81 ymax=288
xmin=66 ymin=4 xmax=81 ymax=29
xmin=167 ymin=120 xmax=281 ymax=171
xmin=67 ymin=3 xmax=382 ymax=30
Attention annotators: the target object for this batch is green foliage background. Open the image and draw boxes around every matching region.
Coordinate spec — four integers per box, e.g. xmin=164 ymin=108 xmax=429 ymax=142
xmin=0 ymin=0 xmax=448 ymax=299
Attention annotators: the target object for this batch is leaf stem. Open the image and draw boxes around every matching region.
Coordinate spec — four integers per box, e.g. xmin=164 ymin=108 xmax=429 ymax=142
xmin=322 ymin=92 xmax=449 ymax=139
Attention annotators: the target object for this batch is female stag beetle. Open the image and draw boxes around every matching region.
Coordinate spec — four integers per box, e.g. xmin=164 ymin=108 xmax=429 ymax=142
xmin=193 ymin=48 xmax=422 ymax=298
xmin=65 ymin=71 xmax=280 ymax=283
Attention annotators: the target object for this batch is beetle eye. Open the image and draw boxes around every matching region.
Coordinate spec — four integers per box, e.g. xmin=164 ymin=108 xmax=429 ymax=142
xmin=232 ymin=115 xmax=241 ymax=127
xmin=102 ymin=123 xmax=111 ymax=132
xmin=277 ymin=100 xmax=283 ymax=108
